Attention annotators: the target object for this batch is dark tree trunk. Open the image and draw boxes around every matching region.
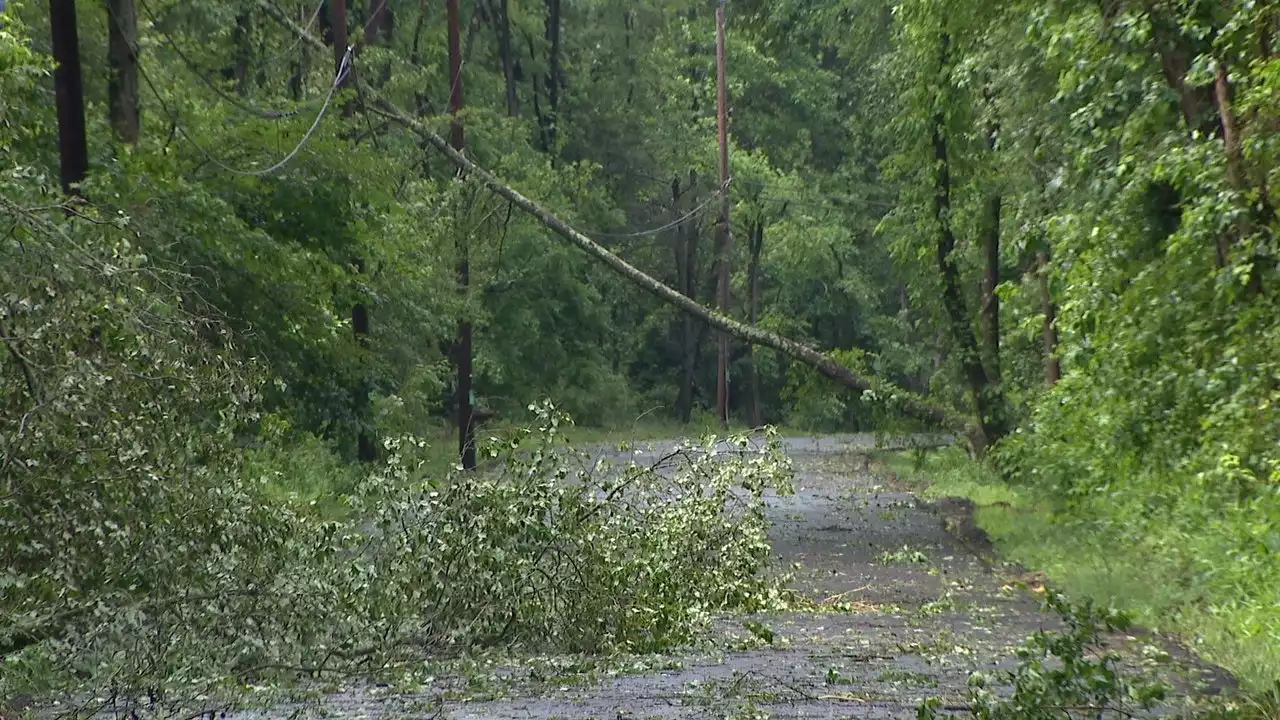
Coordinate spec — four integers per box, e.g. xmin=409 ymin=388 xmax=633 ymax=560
xmin=360 ymin=0 xmax=394 ymax=89
xmin=448 ymin=0 xmax=476 ymax=471
xmin=329 ymin=0 xmax=348 ymax=71
xmin=330 ymin=0 xmax=375 ymax=462
xmin=979 ymin=129 xmax=1001 ymax=384
xmin=352 ymin=258 xmax=376 ymax=463
xmin=746 ymin=218 xmax=765 ymax=427
xmin=409 ymin=0 xmax=428 ymax=65
xmin=1145 ymin=10 xmax=1218 ymax=137
xmin=497 ymin=0 xmax=519 ymax=116
xmin=542 ymin=0 xmax=562 ymax=149
xmin=50 ymin=0 xmax=88 ymax=193
xmin=1212 ymin=60 xmax=1267 ymax=294
xmin=106 ymin=0 xmax=139 ymax=144
xmin=674 ymin=172 xmax=700 ymax=424
xmin=933 ymin=107 xmax=1004 ymax=451
xmin=1036 ymin=250 xmax=1061 ymax=387
xmin=231 ymin=12 xmax=252 ymax=93
xmin=528 ymin=32 xmax=552 ymax=151
xmin=364 ymin=0 xmax=393 ymax=45
xmin=477 ymin=0 xmax=518 ymax=117
xmin=288 ymin=4 xmax=310 ymax=100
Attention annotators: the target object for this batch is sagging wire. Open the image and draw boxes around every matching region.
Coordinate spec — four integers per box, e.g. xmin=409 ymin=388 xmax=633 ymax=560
xmin=140 ymin=45 xmax=354 ymax=177
xmin=584 ymin=179 xmax=731 ymax=240
xmin=137 ymin=0 xmax=325 ymax=119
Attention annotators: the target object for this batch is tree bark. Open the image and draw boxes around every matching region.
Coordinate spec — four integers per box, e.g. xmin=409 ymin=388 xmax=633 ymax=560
xmin=673 ymin=175 xmax=694 ymax=423
xmin=933 ymin=107 xmax=1003 ymax=448
xmin=50 ymin=0 xmax=88 ymax=193
xmin=1036 ymin=250 xmax=1061 ymax=387
xmin=1213 ymin=60 xmax=1242 ymax=268
xmin=541 ymin=0 xmax=562 ymax=150
xmin=364 ymin=0 xmax=392 ymax=45
xmin=231 ymin=11 xmax=252 ymax=94
xmin=106 ymin=0 xmax=139 ymax=144
xmin=489 ymin=0 xmax=520 ymax=117
xmin=256 ymin=0 xmax=969 ymax=432
xmin=1146 ymin=9 xmax=1216 ymax=137
xmin=979 ymin=193 xmax=1001 ymax=380
xmin=979 ymin=143 xmax=1001 ymax=382
xmin=447 ymin=0 xmax=476 ymax=471
xmin=674 ymin=171 xmax=703 ymax=424
xmin=746 ymin=218 xmax=765 ymax=427
xmin=328 ymin=0 xmax=375 ymax=462
xmin=714 ymin=5 xmax=731 ymax=429
xmin=288 ymin=3 xmax=310 ymax=101
xmin=1213 ymin=59 xmax=1269 ymax=294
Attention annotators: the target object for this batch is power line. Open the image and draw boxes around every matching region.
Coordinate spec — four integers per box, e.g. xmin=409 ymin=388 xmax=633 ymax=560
xmin=586 ymin=180 xmax=729 ymax=239
xmin=141 ymin=45 xmax=353 ymax=177
xmin=138 ymin=0 xmax=326 ymax=120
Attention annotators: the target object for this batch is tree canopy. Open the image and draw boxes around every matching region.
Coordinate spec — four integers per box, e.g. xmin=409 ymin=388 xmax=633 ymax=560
xmin=2 ymin=0 xmax=1277 ymax=708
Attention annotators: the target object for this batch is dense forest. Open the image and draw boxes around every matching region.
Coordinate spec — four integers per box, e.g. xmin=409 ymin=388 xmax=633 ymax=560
xmin=2 ymin=0 xmax=1277 ymax=713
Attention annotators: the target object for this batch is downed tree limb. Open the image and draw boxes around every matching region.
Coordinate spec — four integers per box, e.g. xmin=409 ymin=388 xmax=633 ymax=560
xmin=256 ymin=0 xmax=966 ymax=431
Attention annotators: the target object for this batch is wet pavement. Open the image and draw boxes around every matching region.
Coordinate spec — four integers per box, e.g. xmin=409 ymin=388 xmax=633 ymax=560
xmin=229 ymin=435 xmax=1234 ymax=720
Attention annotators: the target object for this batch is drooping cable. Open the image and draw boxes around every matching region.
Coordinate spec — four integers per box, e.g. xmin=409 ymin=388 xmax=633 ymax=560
xmin=140 ymin=45 xmax=354 ymax=177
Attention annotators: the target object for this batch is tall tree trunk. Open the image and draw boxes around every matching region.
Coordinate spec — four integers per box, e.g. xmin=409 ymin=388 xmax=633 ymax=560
xmin=675 ymin=172 xmax=700 ymax=424
xmin=1212 ymin=59 xmax=1267 ymax=295
xmin=713 ymin=4 xmax=731 ymax=428
xmin=360 ymin=0 xmax=394 ymax=89
xmin=231 ymin=12 xmax=252 ymax=94
xmin=351 ymin=257 xmax=375 ymax=463
xmin=329 ymin=0 xmax=374 ymax=462
xmin=1036 ymin=250 xmax=1060 ymax=387
xmin=364 ymin=0 xmax=392 ymax=45
xmin=483 ymin=0 xmax=519 ymax=117
xmin=933 ymin=107 xmax=1002 ymax=451
xmin=1146 ymin=9 xmax=1217 ymax=137
xmin=746 ymin=218 xmax=764 ymax=427
xmin=448 ymin=0 xmax=476 ymax=471
xmin=106 ymin=0 xmax=139 ymax=144
xmin=289 ymin=3 xmax=310 ymax=101
xmin=50 ymin=0 xmax=87 ymax=193
xmin=542 ymin=0 xmax=562 ymax=150
xmin=979 ymin=128 xmax=1001 ymax=384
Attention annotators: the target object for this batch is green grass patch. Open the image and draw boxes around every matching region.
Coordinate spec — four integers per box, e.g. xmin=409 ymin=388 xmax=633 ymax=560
xmin=878 ymin=447 xmax=1280 ymax=696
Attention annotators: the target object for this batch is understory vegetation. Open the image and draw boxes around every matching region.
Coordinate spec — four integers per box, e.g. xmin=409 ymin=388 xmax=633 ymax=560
xmin=884 ymin=448 xmax=1280 ymax=695
xmin=3 ymin=0 xmax=1278 ymax=713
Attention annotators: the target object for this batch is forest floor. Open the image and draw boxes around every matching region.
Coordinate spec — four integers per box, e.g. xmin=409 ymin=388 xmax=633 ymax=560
xmin=234 ymin=435 xmax=1237 ymax=720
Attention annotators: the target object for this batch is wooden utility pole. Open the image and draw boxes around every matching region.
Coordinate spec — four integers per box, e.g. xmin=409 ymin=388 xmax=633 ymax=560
xmin=49 ymin=0 xmax=88 ymax=193
xmin=329 ymin=0 xmax=376 ymax=461
xmin=448 ymin=0 xmax=476 ymax=471
xmin=714 ymin=1 xmax=732 ymax=428
xmin=254 ymin=0 xmax=971 ymax=433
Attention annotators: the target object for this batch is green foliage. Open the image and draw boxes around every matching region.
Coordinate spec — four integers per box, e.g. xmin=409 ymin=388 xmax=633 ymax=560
xmin=6 ymin=0 xmax=1280 ymax=708
xmin=917 ymin=591 xmax=1170 ymax=720
xmin=888 ymin=447 xmax=1280 ymax=693
xmin=0 ymin=198 xmax=343 ymax=705
xmin=346 ymin=403 xmax=795 ymax=656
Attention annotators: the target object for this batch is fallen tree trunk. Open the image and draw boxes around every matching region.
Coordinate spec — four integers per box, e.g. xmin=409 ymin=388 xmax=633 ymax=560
xmin=257 ymin=0 xmax=966 ymax=431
